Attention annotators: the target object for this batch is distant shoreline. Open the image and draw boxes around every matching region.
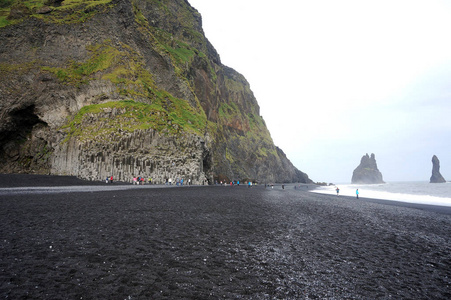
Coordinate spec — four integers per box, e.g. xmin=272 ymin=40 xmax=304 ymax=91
xmin=1 ymin=173 xmax=450 ymax=215
xmin=310 ymin=191 xmax=451 ymax=215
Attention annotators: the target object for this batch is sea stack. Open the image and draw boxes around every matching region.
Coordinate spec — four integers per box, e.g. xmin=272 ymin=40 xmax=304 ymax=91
xmin=430 ymin=155 xmax=446 ymax=183
xmin=351 ymin=153 xmax=385 ymax=184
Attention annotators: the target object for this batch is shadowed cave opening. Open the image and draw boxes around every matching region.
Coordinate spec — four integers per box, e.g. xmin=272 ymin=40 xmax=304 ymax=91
xmin=0 ymin=105 xmax=48 ymax=156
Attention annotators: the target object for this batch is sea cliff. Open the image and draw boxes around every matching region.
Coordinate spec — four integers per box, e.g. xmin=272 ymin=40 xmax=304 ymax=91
xmin=0 ymin=0 xmax=311 ymax=184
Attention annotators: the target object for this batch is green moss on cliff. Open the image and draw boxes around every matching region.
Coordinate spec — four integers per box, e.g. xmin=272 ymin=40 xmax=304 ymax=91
xmin=0 ymin=60 xmax=36 ymax=74
xmin=63 ymin=99 xmax=209 ymax=143
xmin=42 ymin=40 xmax=152 ymax=98
xmin=131 ymin=0 xmax=207 ymax=73
xmin=42 ymin=40 xmax=132 ymax=87
xmin=0 ymin=0 xmax=114 ymax=27
xmin=162 ymin=40 xmax=195 ymax=66
xmin=0 ymin=61 xmax=38 ymax=96
xmin=218 ymin=103 xmax=239 ymax=120
xmin=37 ymin=36 xmax=212 ymax=140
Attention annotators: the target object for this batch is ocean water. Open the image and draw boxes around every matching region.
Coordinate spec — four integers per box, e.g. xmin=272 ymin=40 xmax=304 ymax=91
xmin=311 ymin=181 xmax=451 ymax=207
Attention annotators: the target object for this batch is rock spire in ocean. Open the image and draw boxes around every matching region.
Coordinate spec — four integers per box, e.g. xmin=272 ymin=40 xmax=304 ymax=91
xmin=351 ymin=153 xmax=385 ymax=184
xmin=430 ymin=155 xmax=446 ymax=183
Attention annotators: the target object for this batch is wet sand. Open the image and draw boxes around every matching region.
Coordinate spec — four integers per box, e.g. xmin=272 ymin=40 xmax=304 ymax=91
xmin=1 ymin=175 xmax=450 ymax=299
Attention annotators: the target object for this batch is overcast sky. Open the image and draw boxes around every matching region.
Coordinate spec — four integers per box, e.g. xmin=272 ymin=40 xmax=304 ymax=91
xmin=188 ymin=0 xmax=451 ymax=183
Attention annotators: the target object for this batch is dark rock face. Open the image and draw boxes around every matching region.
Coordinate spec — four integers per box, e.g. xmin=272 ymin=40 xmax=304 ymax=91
xmin=0 ymin=0 xmax=312 ymax=184
xmin=430 ymin=155 xmax=446 ymax=183
xmin=351 ymin=153 xmax=385 ymax=184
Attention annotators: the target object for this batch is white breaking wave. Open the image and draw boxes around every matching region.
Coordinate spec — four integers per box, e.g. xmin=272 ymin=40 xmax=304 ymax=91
xmin=311 ymin=182 xmax=451 ymax=207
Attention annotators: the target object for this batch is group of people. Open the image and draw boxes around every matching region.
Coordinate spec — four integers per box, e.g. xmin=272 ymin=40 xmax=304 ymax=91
xmin=335 ymin=187 xmax=359 ymax=199
xmin=133 ymin=176 xmax=152 ymax=185
xmin=165 ymin=178 xmax=191 ymax=186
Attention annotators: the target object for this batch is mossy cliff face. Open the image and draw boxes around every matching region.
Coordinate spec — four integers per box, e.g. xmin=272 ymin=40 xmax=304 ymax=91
xmin=0 ymin=0 xmax=311 ymax=183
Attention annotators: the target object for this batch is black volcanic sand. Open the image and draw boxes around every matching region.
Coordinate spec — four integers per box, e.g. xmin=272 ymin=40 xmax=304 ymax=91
xmin=1 ymin=177 xmax=451 ymax=299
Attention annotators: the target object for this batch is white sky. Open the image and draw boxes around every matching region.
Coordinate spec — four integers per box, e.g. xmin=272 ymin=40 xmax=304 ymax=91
xmin=188 ymin=0 xmax=451 ymax=183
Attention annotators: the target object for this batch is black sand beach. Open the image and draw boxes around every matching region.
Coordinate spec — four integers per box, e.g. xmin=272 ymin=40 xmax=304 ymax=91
xmin=1 ymin=175 xmax=450 ymax=299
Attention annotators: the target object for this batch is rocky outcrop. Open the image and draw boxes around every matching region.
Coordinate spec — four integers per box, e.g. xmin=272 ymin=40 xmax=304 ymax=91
xmin=351 ymin=153 xmax=385 ymax=184
xmin=0 ymin=0 xmax=312 ymax=184
xmin=430 ymin=155 xmax=446 ymax=183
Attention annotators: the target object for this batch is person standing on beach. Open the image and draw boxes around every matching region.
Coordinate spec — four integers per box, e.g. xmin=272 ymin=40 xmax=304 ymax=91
xmin=336 ymin=187 xmax=340 ymax=196
xmin=356 ymin=189 xmax=359 ymax=199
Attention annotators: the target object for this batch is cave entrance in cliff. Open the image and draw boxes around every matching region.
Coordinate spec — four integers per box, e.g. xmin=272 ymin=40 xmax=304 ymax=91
xmin=202 ymin=149 xmax=212 ymax=184
xmin=7 ymin=105 xmax=46 ymax=139
xmin=0 ymin=105 xmax=49 ymax=164
xmin=202 ymin=154 xmax=210 ymax=169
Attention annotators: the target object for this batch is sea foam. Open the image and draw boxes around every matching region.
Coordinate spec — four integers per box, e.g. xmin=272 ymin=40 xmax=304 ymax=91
xmin=311 ymin=182 xmax=451 ymax=207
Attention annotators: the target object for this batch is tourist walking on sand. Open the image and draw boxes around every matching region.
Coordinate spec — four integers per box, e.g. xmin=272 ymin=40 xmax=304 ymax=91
xmin=356 ymin=189 xmax=359 ymax=199
xmin=336 ymin=187 xmax=340 ymax=196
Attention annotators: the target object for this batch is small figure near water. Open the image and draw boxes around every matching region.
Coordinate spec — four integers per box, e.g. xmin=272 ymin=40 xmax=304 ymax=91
xmin=356 ymin=189 xmax=359 ymax=199
xmin=336 ymin=187 xmax=340 ymax=196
